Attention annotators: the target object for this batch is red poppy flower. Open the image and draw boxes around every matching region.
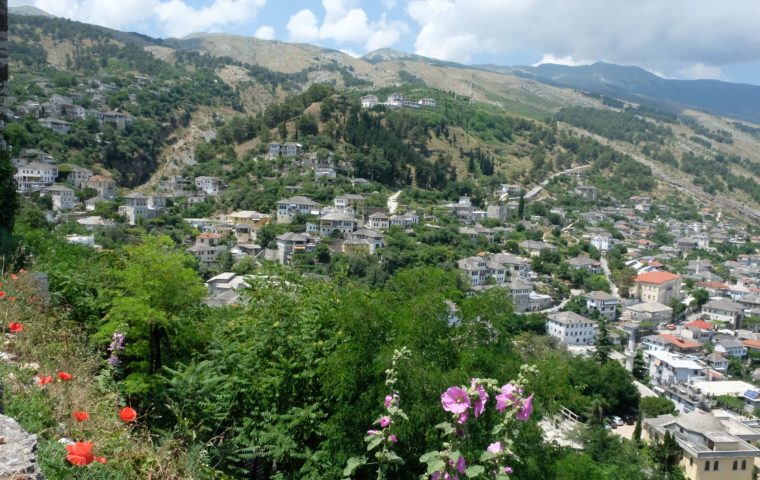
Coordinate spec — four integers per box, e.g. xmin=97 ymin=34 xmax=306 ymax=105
xmin=9 ymin=322 xmax=22 ymax=333
xmin=66 ymin=441 xmax=94 ymax=466
xmin=73 ymin=411 xmax=90 ymax=422
xmin=95 ymin=456 xmax=107 ymax=464
xmin=0 ymin=291 xmax=6 ymax=298
xmin=57 ymin=372 xmax=73 ymax=381
xmin=10 ymin=274 xmax=17 ymax=280
xmin=37 ymin=375 xmax=53 ymax=387
xmin=119 ymin=407 xmax=137 ymax=423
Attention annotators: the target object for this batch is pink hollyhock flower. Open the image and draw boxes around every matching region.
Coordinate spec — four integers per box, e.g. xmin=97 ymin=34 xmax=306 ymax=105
xmin=517 ymin=394 xmax=534 ymax=421
xmin=388 ymin=434 xmax=398 ymax=444
xmin=380 ymin=416 xmax=391 ymax=428
xmin=487 ymin=442 xmax=502 ymax=453
xmin=504 ymin=466 xmax=513 ymax=474
xmin=457 ymin=412 xmax=468 ymax=424
xmin=384 ymin=394 xmax=394 ymax=408
xmin=367 ymin=429 xmax=380 ymax=436
xmin=495 ymin=384 xmax=519 ymax=412
xmin=456 ymin=455 xmax=466 ymax=474
xmin=470 ymin=379 xmax=488 ymax=418
xmin=441 ymin=386 xmax=470 ymax=414
xmin=431 ymin=473 xmax=441 ymax=480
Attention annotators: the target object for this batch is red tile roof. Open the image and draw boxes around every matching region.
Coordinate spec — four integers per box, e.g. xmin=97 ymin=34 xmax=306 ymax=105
xmin=743 ymin=339 xmax=760 ymax=350
xmin=697 ymin=281 xmax=729 ymax=290
xmin=684 ymin=320 xmax=714 ymax=330
xmin=659 ymin=334 xmax=702 ymax=350
xmin=635 ymin=271 xmax=680 ymax=285
xmin=198 ymin=233 xmax=222 ymax=239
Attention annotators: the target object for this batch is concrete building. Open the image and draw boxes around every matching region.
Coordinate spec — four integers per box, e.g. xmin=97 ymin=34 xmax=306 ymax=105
xmin=625 ymin=301 xmax=674 ymax=325
xmin=276 ymin=196 xmax=319 ymax=224
xmin=194 ymin=176 xmax=224 ymax=196
xmin=118 ymin=192 xmax=149 ymax=225
xmin=546 ymin=311 xmax=597 ymax=346
xmin=41 ymin=184 xmax=76 ymax=211
xmin=702 ymin=299 xmax=745 ymax=328
xmin=645 ymin=411 xmax=760 ymax=480
xmin=14 ymin=162 xmax=58 ymax=192
xmin=187 ymin=233 xmax=228 ymax=267
xmin=645 ymin=350 xmax=705 ymax=386
xmin=86 ymin=175 xmax=116 ymax=199
xmin=633 ymin=271 xmax=682 ymax=304
xmin=585 ymin=291 xmax=619 ymax=320
xmin=275 ymin=232 xmax=315 ymax=265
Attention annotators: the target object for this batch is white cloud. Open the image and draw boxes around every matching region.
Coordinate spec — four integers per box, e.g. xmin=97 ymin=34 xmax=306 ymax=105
xmin=679 ymin=63 xmax=726 ymax=81
xmin=254 ymin=25 xmax=275 ymax=41
xmin=534 ymin=54 xmax=592 ymax=67
xmin=406 ymin=0 xmax=760 ymax=77
xmin=287 ymin=9 xmax=320 ymax=43
xmin=24 ymin=0 xmax=266 ymax=38
xmin=286 ymin=0 xmax=407 ymax=52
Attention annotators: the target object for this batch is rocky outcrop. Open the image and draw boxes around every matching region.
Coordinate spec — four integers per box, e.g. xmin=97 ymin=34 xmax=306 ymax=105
xmin=0 ymin=414 xmax=43 ymax=479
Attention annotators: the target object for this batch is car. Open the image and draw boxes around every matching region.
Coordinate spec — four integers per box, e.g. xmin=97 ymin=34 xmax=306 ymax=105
xmin=611 ymin=415 xmax=624 ymax=426
xmin=604 ymin=417 xmax=618 ymax=429
xmin=623 ymin=415 xmax=636 ymax=425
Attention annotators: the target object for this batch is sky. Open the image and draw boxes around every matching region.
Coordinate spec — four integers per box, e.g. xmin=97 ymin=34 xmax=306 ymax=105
xmin=9 ymin=0 xmax=760 ymax=85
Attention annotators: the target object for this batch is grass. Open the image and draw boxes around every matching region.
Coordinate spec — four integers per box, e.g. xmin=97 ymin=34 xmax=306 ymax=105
xmin=0 ymin=271 xmax=219 ymax=479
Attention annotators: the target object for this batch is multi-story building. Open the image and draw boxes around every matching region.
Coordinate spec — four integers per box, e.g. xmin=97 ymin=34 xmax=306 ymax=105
xmin=546 ymin=312 xmax=598 ymax=346
xmin=585 ymin=291 xmax=619 ymax=320
xmin=38 ymin=117 xmax=70 ymax=134
xmin=702 ymin=298 xmax=745 ymax=328
xmin=118 ymin=192 xmax=149 ymax=225
xmin=350 ymin=229 xmax=384 ymax=253
xmin=633 ymin=271 xmax=682 ymax=304
xmin=624 ymin=301 xmax=674 ymax=325
xmin=644 ymin=350 xmax=705 ymax=386
xmin=319 ymin=212 xmax=359 ymax=238
xmin=275 ymin=232 xmax=315 ymax=265
xmin=275 ymin=196 xmax=319 ymax=224
xmin=187 ymin=233 xmax=228 ymax=267
xmin=194 ymin=176 xmax=225 ymax=196
xmin=14 ymin=162 xmax=58 ymax=192
xmin=645 ymin=411 xmax=760 ymax=480
xmin=67 ymin=165 xmax=93 ymax=188
xmin=86 ymin=175 xmax=116 ymax=199
xmin=41 ymin=185 xmax=76 ymax=210
xmin=367 ymin=212 xmax=390 ymax=230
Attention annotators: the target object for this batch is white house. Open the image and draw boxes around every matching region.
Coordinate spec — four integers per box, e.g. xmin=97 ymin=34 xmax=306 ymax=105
xmin=360 ymin=95 xmax=378 ymax=108
xmin=275 ymin=232 xmax=315 ymax=265
xmin=350 ymin=229 xmax=384 ymax=254
xmin=591 ymin=234 xmax=613 ymax=253
xmin=715 ymin=339 xmax=747 ymax=359
xmin=367 ymin=212 xmax=390 ymax=230
xmin=38 ymin=117 xmax=70 ymax=134
xmin=194 ymin=176 xmax=224 ymax=196
xmin=276 ymin=196 xmax=319 ymax=224
xmin=645 ymin=350 xmax=706 ymax=386
xmin=546 ymin=311 xmax=597 ymax=345
xmin=41 ymin=185 xmax=76 ymax=211
xmin=14 ymin=162 xmax=58 ymax=192
xmin=585 ymin=291 xmax=619 ymax=320
xmin=702 ymin=298 xmax=745 ymax=327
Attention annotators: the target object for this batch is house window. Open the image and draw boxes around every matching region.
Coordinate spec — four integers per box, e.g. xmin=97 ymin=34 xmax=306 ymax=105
xmin=705 ymin=461 xmax=710 ymax=471
xmin=713 ymin=460 xmax=719 ymax=471
xmin=733 ymin=460 xmax=738 ymax=470
xmin=689 ymin=457 xmax=693 ymax=466
xmin=742 ymin=460 xmax=747 ymax=470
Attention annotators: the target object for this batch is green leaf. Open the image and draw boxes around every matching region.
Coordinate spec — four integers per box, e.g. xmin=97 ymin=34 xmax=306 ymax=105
xmin=419 ymin=451 xmax=441 ymax=463
xmin=342 ymin=456 xmax=367 ymax=476
xmin=479 ymin=451 xmax=498 ymax=462
xmin=426 ymin=459 xmax=446 ymax=475
xmin=465 ymin=465 xmax=486 ymax=478
xmin=366 ymin=435 xmax=383 ymax=451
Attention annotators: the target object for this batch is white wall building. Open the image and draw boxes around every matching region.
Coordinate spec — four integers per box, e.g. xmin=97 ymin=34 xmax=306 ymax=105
xmin=546 ymin=312 xmax=598 ymax=346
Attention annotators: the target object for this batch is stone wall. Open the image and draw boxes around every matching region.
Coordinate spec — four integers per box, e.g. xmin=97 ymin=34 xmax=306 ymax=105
xmin=0 ymin=414 xmax=43 ymax=479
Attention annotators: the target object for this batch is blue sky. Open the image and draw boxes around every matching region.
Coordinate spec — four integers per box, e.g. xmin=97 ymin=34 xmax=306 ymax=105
xmin=10 ymin=0 xmax=760 ymax=85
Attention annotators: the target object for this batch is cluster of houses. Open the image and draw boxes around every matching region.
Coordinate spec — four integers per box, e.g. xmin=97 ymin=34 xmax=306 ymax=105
xmin=360 ymin=93 xmax=437 ymax=110
xmin=13 ymin=89 xmax=134 ymax=135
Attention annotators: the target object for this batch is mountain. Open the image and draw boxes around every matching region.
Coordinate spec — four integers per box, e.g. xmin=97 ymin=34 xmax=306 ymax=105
xmin=8 ymin=5 xmax=55 ymax=17
xmin=507 ymin=62 xmax=760 ymax=123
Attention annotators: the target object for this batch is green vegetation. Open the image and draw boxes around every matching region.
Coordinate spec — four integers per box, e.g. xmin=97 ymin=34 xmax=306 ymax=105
xmin=555 ymin=106 xmax=672 ymax=144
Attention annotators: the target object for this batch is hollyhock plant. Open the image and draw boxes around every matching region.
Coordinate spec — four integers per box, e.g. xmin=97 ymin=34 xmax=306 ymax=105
xmin=119 ymin=407 xmax=137 ymax=423
xmin=441 ymin=386 xmax=470 ymax=414
xmin=471 ymin=379 xmax=488 ymax=418
xmin=8 ymin=322 xmax=22 ymax=333
xmin=517 ymin=394 xmax=534 ymax=421
xmin=379 ymin=416 xmax=391 ymax=428
xmin=487 ymin=442 xmax=502 ymax=454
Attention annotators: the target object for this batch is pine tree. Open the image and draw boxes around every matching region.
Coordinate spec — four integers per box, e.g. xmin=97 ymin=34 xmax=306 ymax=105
xmin=633 ymin=348 xmax=647 ymax=381
xmin=594 ymin=317 xmax=611 ymax=364
xmin=517 ymin=195 xmax=525 ymax=219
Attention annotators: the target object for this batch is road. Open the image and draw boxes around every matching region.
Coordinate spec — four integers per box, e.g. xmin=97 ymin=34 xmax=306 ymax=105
xmin=600 ymin=257 xmax=620 ymax=299
xmin=387 ymin=190 xmax=402 ymax=214
xmin=499 ymin=165 xmax=592 ymax=202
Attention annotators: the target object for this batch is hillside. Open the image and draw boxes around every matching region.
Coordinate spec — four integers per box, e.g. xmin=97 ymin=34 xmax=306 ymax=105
xmin=509 ymin=62 xmax=760 ymax=123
